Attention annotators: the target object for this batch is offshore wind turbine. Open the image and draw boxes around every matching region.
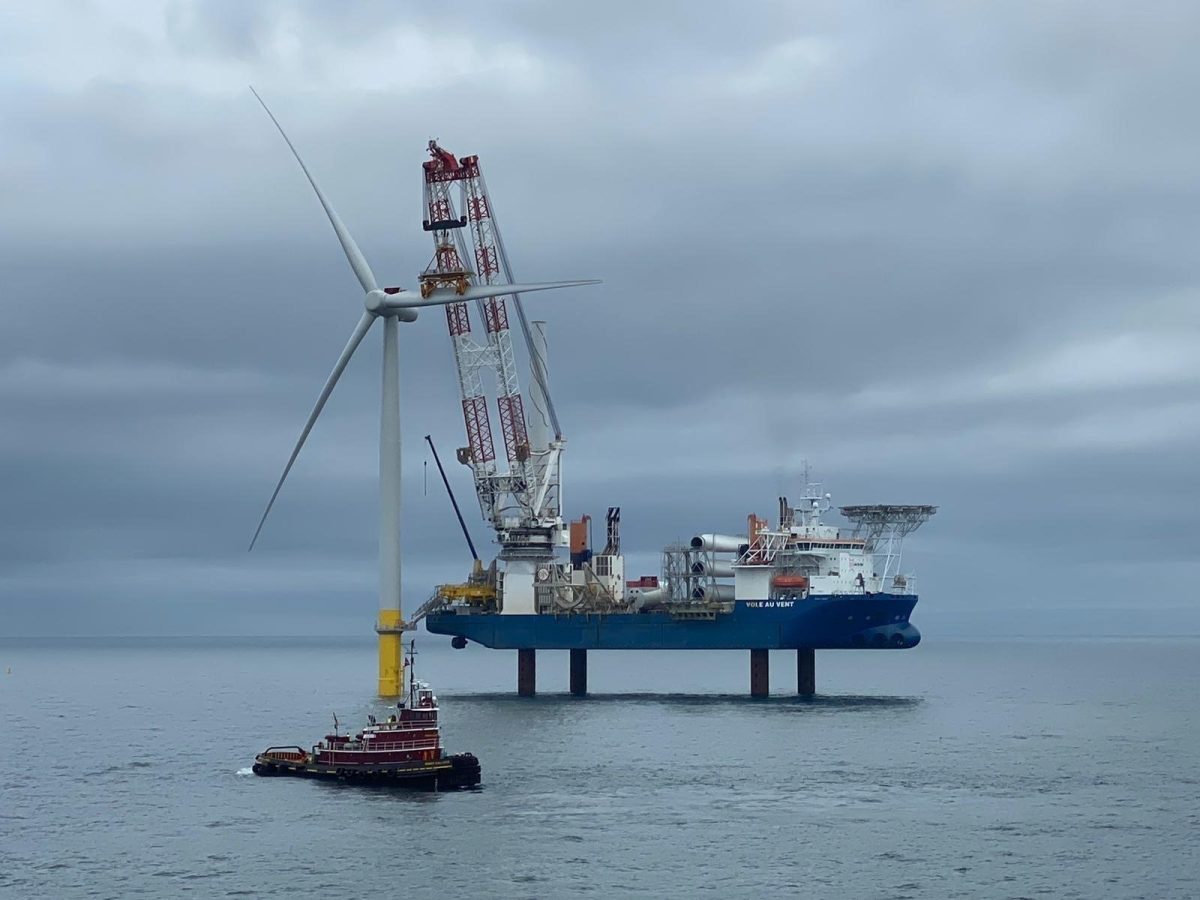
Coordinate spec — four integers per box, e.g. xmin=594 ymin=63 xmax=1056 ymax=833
xmin=246 ymin=90 xmax=597 ymax=697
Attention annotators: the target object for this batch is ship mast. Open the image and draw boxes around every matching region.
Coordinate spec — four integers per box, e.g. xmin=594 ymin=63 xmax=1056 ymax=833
xmin=405 ymin=640 xmax=417 ymax=708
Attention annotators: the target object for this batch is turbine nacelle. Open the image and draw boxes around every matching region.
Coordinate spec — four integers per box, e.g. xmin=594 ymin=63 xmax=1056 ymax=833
xmin=365 ymin=289 xmax=419 ymax=321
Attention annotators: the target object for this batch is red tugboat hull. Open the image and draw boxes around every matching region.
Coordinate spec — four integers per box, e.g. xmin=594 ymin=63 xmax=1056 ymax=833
xmin=251 ymin=650 xmax=479 ymax=791
xmin=252 ymin=748 xmax=480 ymax=790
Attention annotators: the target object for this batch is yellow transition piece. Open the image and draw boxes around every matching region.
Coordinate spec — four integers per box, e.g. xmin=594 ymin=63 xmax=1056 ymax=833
xmin=377 ymin=609 xmax=406 ymax=698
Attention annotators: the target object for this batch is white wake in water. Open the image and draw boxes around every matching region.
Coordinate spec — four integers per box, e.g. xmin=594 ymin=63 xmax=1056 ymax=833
xmin=235 ymin=767 xmax=254 ymax=776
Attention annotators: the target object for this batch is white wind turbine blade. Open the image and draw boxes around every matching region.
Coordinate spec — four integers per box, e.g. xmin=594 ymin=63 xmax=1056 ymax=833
xmin=250 ymin=87 xmax=379 ymax=294
xmin=383 ymin=279 xmax=601 ymax=310
xmin=249 ymin=311 xmax=377 ymax=550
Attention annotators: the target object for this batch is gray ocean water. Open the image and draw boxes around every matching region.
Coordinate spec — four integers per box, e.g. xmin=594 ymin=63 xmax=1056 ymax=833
xmin=0 ymin=636 xmax=1197 ymax=899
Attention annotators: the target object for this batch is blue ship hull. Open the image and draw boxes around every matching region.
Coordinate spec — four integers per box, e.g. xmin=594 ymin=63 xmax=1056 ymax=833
xmin=425 ymin=593 xmax=920 ymax=650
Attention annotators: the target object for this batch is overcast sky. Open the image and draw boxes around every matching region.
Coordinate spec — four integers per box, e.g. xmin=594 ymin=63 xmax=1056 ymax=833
xmin=3 ymin=1 xmax=1200 ymax=637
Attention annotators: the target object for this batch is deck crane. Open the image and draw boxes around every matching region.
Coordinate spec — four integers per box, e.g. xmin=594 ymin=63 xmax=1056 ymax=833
xmin=421 ymin=141 xmax=566 ymax=614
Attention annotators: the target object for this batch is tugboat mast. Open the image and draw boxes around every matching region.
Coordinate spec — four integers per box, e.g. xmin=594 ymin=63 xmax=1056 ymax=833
xmin=406 ymin=640 xmax=418 ymax=709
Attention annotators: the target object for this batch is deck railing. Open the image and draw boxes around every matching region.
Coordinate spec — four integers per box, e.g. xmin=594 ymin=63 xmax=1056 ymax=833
xmin=322 ymin=737 xmax=440 ymax=754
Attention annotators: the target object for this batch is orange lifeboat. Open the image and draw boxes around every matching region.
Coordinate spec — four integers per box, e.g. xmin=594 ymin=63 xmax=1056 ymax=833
xmin=773 ymin=574 xmax=809 ymax=590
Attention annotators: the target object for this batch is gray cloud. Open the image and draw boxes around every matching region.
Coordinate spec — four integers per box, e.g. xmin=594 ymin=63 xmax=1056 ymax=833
xmin=2 ymin=1 xmax=1200 ymax=637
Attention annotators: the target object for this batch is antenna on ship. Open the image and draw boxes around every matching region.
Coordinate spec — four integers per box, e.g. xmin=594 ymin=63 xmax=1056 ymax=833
xmin=406 ymin=639 xmax=418 ymax=709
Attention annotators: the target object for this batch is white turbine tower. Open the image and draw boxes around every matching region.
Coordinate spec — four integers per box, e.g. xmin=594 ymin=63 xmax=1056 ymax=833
xmin=246 ymin=90 xmax=597 ymax=697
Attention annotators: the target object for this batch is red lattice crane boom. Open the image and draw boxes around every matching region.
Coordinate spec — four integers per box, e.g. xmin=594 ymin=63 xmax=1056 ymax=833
xmin=420 ymin=142 xmax=563 ymax=551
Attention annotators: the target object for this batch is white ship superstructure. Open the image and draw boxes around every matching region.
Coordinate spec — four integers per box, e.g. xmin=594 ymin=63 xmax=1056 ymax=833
xmin=658 ymin=482 xmax=935 ymax=609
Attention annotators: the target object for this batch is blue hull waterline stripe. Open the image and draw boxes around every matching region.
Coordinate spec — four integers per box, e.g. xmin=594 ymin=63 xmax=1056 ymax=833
xmin=425 ymin=593 xmax=920 ymax=650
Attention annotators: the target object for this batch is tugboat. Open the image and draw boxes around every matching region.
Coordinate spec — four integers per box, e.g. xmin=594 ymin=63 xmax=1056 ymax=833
xmin=252 ymin=644 xmax=480 ymax=790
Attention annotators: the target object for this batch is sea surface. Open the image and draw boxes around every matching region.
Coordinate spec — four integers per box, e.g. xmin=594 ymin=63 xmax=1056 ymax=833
xmin=1 ymin=636 xmax=1197 ymax=899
